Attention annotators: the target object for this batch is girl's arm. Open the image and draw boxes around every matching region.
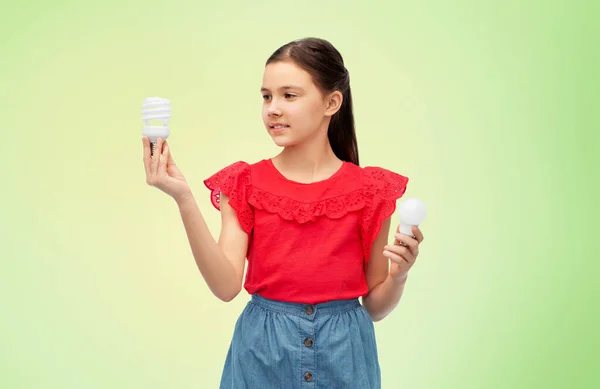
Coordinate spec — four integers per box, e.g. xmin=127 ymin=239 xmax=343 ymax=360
xmin=176 ymin=192 xmax=248 ymax=302
xmin=362 ymin=217 xmax=408 ymax=321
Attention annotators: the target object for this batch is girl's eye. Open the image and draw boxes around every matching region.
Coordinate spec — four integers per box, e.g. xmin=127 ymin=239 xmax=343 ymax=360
xmin=262 ymin=94 xmax=295 ymax=101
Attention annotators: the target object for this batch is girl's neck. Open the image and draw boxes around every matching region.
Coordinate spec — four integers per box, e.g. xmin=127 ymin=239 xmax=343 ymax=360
xmin=272 ymin=131 xmax=343 ymax=184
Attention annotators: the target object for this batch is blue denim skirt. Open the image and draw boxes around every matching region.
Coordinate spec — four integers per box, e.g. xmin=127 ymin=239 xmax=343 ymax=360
xmin=219 ymin=293 xmax=381 ymax=389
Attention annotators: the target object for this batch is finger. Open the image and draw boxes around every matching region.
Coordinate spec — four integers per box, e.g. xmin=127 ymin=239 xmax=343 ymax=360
xmin=142 ymin=137 xmax=151 ymax=177
xmin=412 ymin=226 xmax=424 ymax=243
xmin=394 ymin=233 xmax=419 ymax=256
xmin=158 ymin=142 xmax=169 ymax=174
xmin=384 ymin=244 xmax=415 ymax=264
xmin=151 ymin=138 xmax=163 ymax=174
xmin=160 ymin=140 xmax=175 ymax=164
xmin=383 ymin=249 xmax=411 ymax=266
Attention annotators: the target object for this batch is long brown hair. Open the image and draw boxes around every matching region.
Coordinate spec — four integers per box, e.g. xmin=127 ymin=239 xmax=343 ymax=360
xmin=266 ymin=38 xmax=359 ymax=166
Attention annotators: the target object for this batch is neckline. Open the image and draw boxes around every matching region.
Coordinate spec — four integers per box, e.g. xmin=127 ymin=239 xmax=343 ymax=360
xmin=265 ymin=158 xmax=348 ymax=186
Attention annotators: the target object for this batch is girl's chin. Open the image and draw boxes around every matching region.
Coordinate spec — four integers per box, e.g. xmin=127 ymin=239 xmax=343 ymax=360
xmin=271 ymin=136 xmax=296 ymax=147
xmin=267 ymin=130 xmax=296 ymax=147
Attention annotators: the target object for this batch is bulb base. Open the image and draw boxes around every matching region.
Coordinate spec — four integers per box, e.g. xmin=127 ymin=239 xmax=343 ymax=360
xmin=399 ymin=223 xmax=414 ymax=236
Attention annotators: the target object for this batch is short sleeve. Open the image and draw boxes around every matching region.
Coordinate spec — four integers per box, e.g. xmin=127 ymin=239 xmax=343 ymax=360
xmin=361 ymin=167 xmax=409 ymax=263
xmin=203 ymin=161 xmax=254 ymax=234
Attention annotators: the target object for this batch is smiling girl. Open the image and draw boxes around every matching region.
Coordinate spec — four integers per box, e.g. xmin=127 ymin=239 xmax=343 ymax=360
xmin=143 ymin=37 xmax=424 ymax=389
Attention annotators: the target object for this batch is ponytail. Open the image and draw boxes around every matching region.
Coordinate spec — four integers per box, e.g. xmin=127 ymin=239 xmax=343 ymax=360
xmin=328 ymin=85 xmax=359 ymax=166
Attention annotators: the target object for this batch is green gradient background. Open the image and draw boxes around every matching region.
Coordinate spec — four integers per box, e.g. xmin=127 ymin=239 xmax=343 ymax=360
xmin=1 ymin=1 xmax=597 ymax=388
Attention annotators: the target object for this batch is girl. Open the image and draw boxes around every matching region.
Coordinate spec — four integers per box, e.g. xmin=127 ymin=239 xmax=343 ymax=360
xmin=142 ymin=37 xmax=424 ymax=389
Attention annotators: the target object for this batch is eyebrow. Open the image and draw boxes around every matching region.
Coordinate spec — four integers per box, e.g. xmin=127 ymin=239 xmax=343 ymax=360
xmin=260 ymin=86 xmax=305 ymax=93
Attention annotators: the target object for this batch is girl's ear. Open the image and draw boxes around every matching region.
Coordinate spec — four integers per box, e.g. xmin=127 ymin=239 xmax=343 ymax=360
xmin=324 ymin=90 xmax=343 ymax=117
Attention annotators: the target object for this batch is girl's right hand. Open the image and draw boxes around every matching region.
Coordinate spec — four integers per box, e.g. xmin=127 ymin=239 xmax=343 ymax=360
xmin=143 ymin=136 xmax=192 ymax=203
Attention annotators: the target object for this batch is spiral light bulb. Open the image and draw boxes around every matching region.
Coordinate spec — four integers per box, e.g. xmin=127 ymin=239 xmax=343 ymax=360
xmin=141 ymin=97 xmax=172 ymax=155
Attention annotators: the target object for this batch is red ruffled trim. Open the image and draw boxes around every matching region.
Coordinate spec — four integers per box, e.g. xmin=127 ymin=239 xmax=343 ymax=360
xmin=247 ymin=189 xmax=365 ymax=224
xmin=203 ymin=161 xmax=254 ymax=234
xmin=360 ymin=167 xmax=409 ymax=264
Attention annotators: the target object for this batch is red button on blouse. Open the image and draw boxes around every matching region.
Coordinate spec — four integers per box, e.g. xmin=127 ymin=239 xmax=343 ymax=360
xmin=204 ymin=159 xmax=408 ymax=304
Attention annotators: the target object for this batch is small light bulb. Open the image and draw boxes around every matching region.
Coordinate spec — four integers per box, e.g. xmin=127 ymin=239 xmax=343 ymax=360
xmin=142 ymin=97 xmax=172 ymax=155
xmin=397 ymin=198 xmax=426 ymax=236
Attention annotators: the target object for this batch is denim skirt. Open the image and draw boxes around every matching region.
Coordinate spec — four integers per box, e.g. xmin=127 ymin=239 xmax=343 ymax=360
xmin=219 ymin=293 xmax=381 ymax=389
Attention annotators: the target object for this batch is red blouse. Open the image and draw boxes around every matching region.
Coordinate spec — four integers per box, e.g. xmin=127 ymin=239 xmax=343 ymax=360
xmin=203 ymin=159 xmax=408 ymax=304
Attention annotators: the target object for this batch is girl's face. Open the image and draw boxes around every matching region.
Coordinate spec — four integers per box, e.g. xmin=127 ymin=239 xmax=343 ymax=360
xmin=261 ymin=61 xmax=339 ymax=148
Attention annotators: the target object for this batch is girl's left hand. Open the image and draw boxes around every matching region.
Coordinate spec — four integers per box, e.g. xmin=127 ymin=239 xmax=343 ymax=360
xmin=383 ymin=225 xmax=424 ymax=280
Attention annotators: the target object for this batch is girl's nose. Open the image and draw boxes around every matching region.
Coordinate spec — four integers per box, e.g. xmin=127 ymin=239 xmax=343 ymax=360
xmin=267 ymin=102 xmax=282 ymax=117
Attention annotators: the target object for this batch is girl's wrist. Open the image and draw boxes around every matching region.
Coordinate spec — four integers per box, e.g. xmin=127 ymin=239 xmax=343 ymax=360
xmin=391 ymin=271 xmax=408 ymax=285
xmin=174 ymin=190 xmax=195 ymax=207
